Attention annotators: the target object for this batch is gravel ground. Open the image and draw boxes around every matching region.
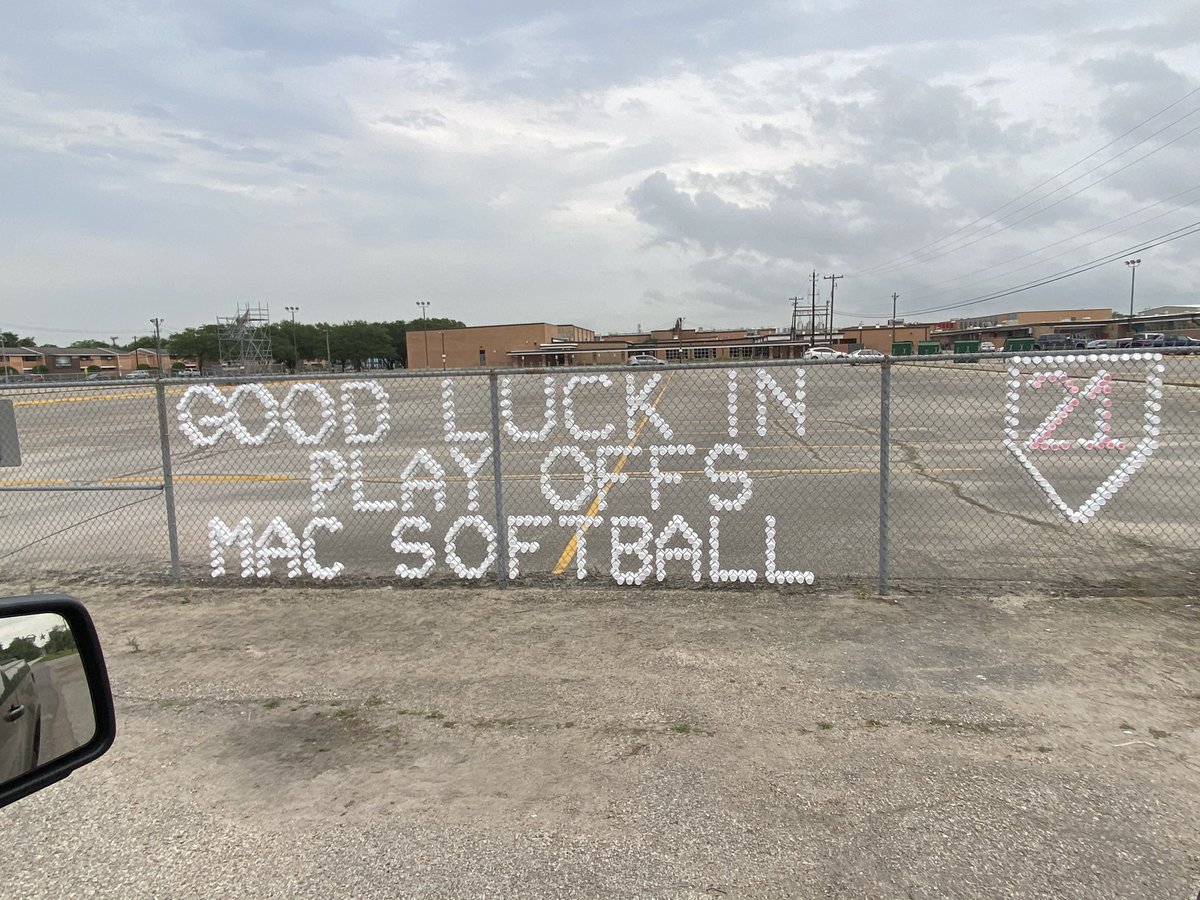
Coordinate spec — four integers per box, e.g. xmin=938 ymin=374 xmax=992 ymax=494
xmin=1 ymin=582 xmax=1198 ymax=899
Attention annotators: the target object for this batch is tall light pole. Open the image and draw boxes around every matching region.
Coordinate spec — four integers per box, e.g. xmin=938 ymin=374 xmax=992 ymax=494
xmin=150 ymin=318 xmax=164 ymax=374
xmin=324 ymin=327 xmax=332 ymax=373
xmin=285 ymin=305 xmax=300 ymax=372
xmin=891 ymin=292 xmax=899 ymax=354
xmin=1124 ymin=258 xmax=1141 ymax=318
xmin=415 ymin=301 xmax=431 ymax=368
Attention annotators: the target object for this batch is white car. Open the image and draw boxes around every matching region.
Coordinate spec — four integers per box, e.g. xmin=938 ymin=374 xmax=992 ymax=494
xmin=979 ymin=341 xmax=996 ymax=352
xmin=626 ymin=354 xmax=665 ymax=366
xmin=803 ymin=346 xmax=845 ymax=360
xmin=848 ymin=349 xmax=884 ymax=362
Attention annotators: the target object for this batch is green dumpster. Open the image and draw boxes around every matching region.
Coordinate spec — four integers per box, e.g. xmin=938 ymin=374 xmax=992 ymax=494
xmin=953 ymin=340 xmax=981 ymax=354
xmin=917 ymin=341 xmax=943 ymax=356
xmin=891 ymin=341 xmax=914 ymax=356
xmin=1004 ymin=337 xmax=1035 ymax=352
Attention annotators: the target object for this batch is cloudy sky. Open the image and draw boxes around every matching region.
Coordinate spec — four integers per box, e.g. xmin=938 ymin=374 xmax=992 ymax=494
xmin=2 ymin=1 xmax=1198 ymax=343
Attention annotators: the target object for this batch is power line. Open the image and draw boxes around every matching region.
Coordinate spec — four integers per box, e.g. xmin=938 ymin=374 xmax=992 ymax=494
xmin=903 ymin=220 xmax=1200 ymax=317
xmin=856 ymin=84 xmax=1200 ymax=275
xmin=899 ymin=185 xmax=1200 ymax=305
xmin=876 ymin=117 xmax=1200 ymax=277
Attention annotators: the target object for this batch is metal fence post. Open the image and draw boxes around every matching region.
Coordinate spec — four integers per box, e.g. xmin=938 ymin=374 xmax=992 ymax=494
xmin=488 ymin=372 xmax=509 ymax=587
xmin=878 ymin=358 xmax=891 ymax=596
xmin=155 ymin=381 xmax=183 ymax=584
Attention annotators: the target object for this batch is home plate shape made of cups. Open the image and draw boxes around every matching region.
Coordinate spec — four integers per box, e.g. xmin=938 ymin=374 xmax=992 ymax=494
xmin=1004 ymin=353 xmax=1165 ymax=523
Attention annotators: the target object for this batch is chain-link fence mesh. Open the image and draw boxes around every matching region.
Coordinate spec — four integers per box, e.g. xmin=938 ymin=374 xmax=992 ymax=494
xmin=887 ymin=350 xmax=1199 ymax=592
xmin=0 ymin=381 xmax=170 ymax=579
xmin=2 ymin=353 xmax=1197 ymax=592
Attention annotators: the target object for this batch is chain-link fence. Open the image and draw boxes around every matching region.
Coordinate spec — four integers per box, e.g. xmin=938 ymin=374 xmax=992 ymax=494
xmin=2 ymin=352 xmax=1197 ymax=593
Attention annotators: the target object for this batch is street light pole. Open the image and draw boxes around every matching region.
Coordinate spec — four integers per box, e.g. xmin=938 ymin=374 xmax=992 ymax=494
xmin=416 ymin=301 xmax=431 ymax=368
xmin=324 ymin=327 xmax=332 ymax=373
xmin=285 ymin=305 xmax=300 ymax=372
xmin=1124 ymin=258 xmax=1141 ymax=318
xmin=891 ymin=292 xmax=899 ymax=354
xmin=150 ymin=318 xmax=164 ymax=374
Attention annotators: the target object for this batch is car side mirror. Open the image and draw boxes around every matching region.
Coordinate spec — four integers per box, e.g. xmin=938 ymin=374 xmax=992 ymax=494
xmin=0 ymin=595 xmax=116 ymax=808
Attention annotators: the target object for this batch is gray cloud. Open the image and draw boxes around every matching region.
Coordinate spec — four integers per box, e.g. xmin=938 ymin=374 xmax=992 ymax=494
xmin=0 ymin=0 xmax=1197 ymax=338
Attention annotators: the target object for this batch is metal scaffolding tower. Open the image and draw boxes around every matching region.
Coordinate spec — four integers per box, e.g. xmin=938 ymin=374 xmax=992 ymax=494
xmin=217 ymin=303 xmax=274 ymax=374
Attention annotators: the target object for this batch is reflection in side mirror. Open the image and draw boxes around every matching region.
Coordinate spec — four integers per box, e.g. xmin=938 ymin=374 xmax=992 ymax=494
xmin=0 ymin=597 xmax=115 ymax=808
xmin=0 ymin=613 xmax=96 ymax=783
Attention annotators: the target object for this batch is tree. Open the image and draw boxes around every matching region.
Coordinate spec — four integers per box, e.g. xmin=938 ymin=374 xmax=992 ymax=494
xmin=0 ymin=636 xmax=40 ymax=663
xmin=1 ymin=332 xmax=36 ymax=347
xmin=42 ymin=625 xmax=77 ymax=656
xmin=330 ymin=321 xmax=393 ymax=371
xmin=382 ymin=321 xmax=409 ymax=369
xmin=70 ymin=339 xmax=112 ymax=349
xmin=31 ymin=364 xmax=48 ymax=374
xmin=167 ymin=326 xmax=221 ymax=372
xmin=122 ymin=335 xmax=157 ymax=352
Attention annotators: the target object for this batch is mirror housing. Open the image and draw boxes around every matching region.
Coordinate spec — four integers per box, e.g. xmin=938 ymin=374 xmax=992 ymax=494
xmin=0 ymin=595 xmax=115 ymax=808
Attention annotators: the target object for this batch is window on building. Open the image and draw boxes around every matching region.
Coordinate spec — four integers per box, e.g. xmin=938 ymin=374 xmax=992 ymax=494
xmin=753 ymin=346 xmax=770 ymax=358
xmin=479 ymin=348 xmax=487 ymax=365
xmin=693 ymin=347 xmax=714 ymax=359
xmin=666 ymin=348 xmax=682 ymax=361
xmin=53 ymin=356 xmax=72 ymax=368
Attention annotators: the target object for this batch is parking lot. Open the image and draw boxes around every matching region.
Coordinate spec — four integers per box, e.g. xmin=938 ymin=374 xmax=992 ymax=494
xmin=2 ymin=355 xmax=1199 ymax=592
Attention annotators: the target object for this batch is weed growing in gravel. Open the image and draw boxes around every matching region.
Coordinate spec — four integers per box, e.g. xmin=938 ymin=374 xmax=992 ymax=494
xmin=263 ymin=698 xmax=280 ymax=710
xmin=127 ymin=637 xmax=140 ymax=653
xmin=817 ymin=721 xmax=834 ymax=730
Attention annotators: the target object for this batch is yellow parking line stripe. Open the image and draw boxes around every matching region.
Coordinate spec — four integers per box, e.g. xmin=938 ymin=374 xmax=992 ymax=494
xmin=552 ymin=374 xmax=673 ymax=574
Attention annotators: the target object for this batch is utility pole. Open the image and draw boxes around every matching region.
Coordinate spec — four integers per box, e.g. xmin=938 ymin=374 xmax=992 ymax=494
xmin=810 ymin=270 xmax=818 ymax=344
xmin=1124 ymin=259 xmax=1141 ymax=318
xmin=416 ymin=301 xmax=431 ymax=369
xmin=285 ymin=305 xmax=300 ymax=372
xmin=325 ymin=327 xmax=333 ymax=373
xmin=1 ymin=331 xmax=7 ymax=384
xmin=823 ymin=274 xmax=843 ymax=346
xmin=111 ymin=336 xmax=120 ymax=377
xmin=891 ymin=292 xmax=899 ymax=353
xmin=789 ymin=297 xmax=802 ymax=341
xmin=150 ymin=318 xmax=164 ymax=374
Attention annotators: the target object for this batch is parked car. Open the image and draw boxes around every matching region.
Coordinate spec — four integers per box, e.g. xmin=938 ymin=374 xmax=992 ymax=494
xmin=1131 ymin=333 xmax=1199 ymax=350
xmin=848 ymin=349 xmax=884 ymax=364
xmin=626 ymin=354 xmax=665 ymax=366
xmin=122 ymin=370 xmax=154 ymax=380
xmin=1031 ymin=333 xmax=1087 ymax=352
xmin=803 ymin=346 xmax=845 ymax=360
xmin=979 ymin=341 xmax=996 ymax=352
xmin=0 ymin=659 xmax=41 ymax=783
xmin=1084 ymin=339 xmax=1132 ymax=349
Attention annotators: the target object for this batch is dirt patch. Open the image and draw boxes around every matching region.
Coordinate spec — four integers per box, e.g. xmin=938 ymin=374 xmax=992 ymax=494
xmin=2 ymin=581 xmax=1199 ymax=898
